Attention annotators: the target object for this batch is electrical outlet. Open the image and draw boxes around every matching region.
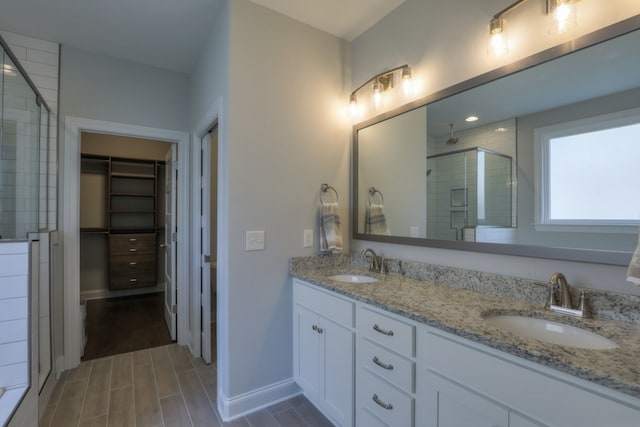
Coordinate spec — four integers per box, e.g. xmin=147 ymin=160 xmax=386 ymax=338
xmin=246 ymin=231 xmax=265 ymax=251
xmin=303 ymin=229 xmax=313 ymax=248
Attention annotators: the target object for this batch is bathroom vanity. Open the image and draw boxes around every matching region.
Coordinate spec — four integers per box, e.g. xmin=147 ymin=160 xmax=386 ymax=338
xmin=291 ymin=256 xmax=640 ymax=427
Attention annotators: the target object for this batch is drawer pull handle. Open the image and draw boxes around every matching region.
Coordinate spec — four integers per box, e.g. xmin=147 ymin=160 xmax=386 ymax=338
xmin=130 ymin=262 xmax=137 ymax=266
xmin=373 ymin=356 xmax=394 ymax=370
xmin=129 ymin=238 xmax=137 ymax=242
xmin=129 ymin=278 xmax=137 ymax=283
xmin=129 ymin=248 xmax=137 ymax=252
xmin=373 ymin=324 xmax=394 ymax=336
xmin=372 ymin=394 xmax=393 ymax=410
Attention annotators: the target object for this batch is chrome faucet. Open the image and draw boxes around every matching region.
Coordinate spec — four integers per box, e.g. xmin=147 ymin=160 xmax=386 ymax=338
xmin=548 ymin=272 xmax=586 ymax=318
xmin=361 ymin=248 xmax=380 ymax=272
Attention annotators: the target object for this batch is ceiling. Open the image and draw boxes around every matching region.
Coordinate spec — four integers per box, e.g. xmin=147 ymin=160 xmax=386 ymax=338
xmin=0 ymin=0 xmax=405 ymax=73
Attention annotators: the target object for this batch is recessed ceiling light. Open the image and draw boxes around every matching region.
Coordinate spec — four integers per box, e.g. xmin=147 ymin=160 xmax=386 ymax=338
xmin=465 ymin=115 xmax=479 ymax=122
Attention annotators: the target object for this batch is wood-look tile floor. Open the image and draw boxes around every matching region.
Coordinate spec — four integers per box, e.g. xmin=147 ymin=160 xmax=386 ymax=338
xmin=40 ymin=344 xmax=334 ymax=427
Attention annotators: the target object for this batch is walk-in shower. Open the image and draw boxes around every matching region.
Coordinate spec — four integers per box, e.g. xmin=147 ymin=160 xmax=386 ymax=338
xmin=426 ymin=147 xmax=514 ymax=241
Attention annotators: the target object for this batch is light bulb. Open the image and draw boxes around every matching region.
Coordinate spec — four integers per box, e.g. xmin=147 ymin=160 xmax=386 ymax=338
xmin=349 ymin=94 xmax=360 ymax=119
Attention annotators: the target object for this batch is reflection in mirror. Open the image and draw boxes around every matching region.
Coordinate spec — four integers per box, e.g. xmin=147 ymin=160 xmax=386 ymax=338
xmin=353 ymin=21 xmax=640 ymax=265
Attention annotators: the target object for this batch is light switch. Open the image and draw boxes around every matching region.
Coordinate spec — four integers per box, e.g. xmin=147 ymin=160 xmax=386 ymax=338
xmin=246 ymin=231 xmax=265 ymax=251
xmin=303 ymin=229 xmax=313 ymax=248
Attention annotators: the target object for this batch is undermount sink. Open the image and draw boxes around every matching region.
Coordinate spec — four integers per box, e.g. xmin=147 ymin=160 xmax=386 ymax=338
xmin=328 ymin=274 xmax=378 ymax=284
xmin=485 ymin=314 xmax=618 ymax=350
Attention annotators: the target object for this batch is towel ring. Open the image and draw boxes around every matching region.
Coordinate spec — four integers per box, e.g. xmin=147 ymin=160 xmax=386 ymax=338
xmin=320 ymin=183 xmax=339 ymax=205
xmin=368 ymin=187 xmax=384 ymax=206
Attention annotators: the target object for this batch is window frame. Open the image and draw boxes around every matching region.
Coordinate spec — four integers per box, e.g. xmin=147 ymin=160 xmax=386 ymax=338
xmin=533 ymin=107 xmax=640 ymax=233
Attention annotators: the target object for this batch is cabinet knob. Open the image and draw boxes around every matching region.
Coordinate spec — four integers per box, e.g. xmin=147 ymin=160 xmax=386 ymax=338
xmin=312 ymin=325 xmax=318 ymax=331
xmin=373 ymin=324 xmax=394 ymax=336
xmin=372 ymin=394 xmax=393 ymax=410
xmin=373 ymin=356 xmax=394 ymax=370
xmin=317 ymin=327 xmax=323 ymax=334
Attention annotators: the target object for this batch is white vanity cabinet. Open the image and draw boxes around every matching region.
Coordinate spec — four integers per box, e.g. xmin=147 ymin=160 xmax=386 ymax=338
xmin=293 ymin=279 xmax=355 ymax=427
xmin=356 ymin=305 xmax=417 ymax=427
xmin=416 ymin=328 xmax=640 ymax=427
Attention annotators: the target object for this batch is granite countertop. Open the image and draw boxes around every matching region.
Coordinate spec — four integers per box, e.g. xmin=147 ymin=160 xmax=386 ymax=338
xmin=290 ymin=257 xmax=640 ymax=400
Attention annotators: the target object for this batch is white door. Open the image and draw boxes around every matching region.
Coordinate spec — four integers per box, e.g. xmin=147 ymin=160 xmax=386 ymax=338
xmin=164 ymin=145 xmax=178 ymax=340
xmin=201 ymin=131 xmax=212 ymax=363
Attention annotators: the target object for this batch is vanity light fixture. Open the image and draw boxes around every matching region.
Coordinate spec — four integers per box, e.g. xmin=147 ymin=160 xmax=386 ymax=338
xmin=488 ymin=0 xmax=579 ymax=57
xmin=349 ymin=64 xmax=413 ymax=115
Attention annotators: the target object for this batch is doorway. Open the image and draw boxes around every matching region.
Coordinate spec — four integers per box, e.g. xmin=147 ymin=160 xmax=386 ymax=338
xmin=200 ymin=125 xmax=218 ymax=364
xmin=62 ymin=116 xmax=190 ymax=370
xmin=79 ymin=132 xmax=175 ymax=360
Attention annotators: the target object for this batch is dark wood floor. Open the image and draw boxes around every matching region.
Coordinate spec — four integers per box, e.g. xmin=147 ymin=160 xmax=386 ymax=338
xmin=82 ymin=292 xmax=173 ymax=361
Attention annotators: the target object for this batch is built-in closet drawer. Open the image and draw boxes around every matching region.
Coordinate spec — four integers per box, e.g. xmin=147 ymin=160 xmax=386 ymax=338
xmin=108 ymin=233 xmax=157 ymax=290
xmin=357 ymin=306 xmax=415 ymax=357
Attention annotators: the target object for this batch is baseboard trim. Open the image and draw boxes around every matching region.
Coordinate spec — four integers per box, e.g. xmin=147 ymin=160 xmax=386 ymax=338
xmin=217 ymin=378 xmax=301 ymax=422
xmin=80 ymin=284 xmax=164 ymax=300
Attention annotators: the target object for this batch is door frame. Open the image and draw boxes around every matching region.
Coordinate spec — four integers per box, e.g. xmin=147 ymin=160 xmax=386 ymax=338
xmin=62 ymin=116 xmax=190 ymax=370
xmin=191 ymin=97 xmax=226 ymax=383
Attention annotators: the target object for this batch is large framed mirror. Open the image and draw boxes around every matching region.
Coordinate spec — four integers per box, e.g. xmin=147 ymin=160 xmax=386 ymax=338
xmin=353 ymin=15 xmax=640 ymax=265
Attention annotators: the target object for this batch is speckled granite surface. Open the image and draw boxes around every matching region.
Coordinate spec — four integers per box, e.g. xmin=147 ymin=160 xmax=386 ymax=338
xmin=289 ymin=254 xmax=640 ymax=399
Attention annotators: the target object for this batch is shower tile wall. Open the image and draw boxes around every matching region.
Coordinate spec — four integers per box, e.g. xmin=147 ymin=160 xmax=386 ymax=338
xmin=426 ymin=119 xmax=516 ymax=240
xmin=1 ymin=31 xmax=59 ymax=232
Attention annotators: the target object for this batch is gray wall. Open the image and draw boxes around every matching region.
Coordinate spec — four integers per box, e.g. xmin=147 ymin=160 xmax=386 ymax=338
xmin=190 ymin=0 xmax=351 ymax=401
xmin=350 ymin=0 xmax=640 ymax=296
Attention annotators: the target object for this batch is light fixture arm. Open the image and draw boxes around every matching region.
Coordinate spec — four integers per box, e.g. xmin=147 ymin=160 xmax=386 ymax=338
xmin=350 ymin=64 xmax=411 ymax=100
xmin=493 ymin=0 xmax=530 ymax=22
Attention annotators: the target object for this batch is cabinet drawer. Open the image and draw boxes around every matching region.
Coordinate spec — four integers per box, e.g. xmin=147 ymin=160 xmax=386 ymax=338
xmin=359 ymin=338 xmax=414 ymax=393
xmin=358 ymin=306 xmax=415 ymax=357
xmin=359 ymin=369 xmax=414 ymax=427
xmin=357 ymin=407 xmax=389 ymax=427
xmin=110 ymin=254 xmax=156 ymax=272
xmin=109 ymin=270 xmax=156 ymax=289
xmin=294 ymin=279 xmax=354 ymax=328
xmin=109 ymin=233 xmax=156 ymax=254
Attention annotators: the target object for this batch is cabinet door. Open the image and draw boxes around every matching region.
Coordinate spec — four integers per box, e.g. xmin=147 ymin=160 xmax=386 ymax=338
xmin=322 ymin=318 xmax=354 ymax=427
xmin=423 ymin=371 xmax=509 ymax=427
xmin=294 ymin=305 xmax=321 ymax=400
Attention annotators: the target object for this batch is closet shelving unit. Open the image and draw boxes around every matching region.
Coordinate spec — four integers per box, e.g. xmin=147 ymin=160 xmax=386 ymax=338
xmin=80 ymin=154 xmax=164 ymax=290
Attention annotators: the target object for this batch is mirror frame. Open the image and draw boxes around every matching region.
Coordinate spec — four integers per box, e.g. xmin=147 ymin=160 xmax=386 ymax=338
xmin=352 ymin=14 xmax=640 ymax=266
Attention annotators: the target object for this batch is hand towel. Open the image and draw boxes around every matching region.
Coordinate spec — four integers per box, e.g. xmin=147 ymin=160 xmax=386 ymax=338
xmin=365 ymin=204 xmax=390 ymax=235
xmin=320 ymin=202 xmax=343 ymax=252
xmin=627 ymin=229 xmax=640 ymax=286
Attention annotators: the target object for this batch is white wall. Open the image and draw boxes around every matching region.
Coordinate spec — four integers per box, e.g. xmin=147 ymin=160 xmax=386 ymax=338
xmin=350 ymin=0 xmax=640 ymax=296
xmin=188 ymin=0 xmax=351 ymax=413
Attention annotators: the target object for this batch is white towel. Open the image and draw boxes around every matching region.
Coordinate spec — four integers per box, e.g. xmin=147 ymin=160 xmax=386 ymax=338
xmin=320 ymin=202 xmax=343 ymax=252
xmin=627 ymin=229 xmax=640 ymax=286
xmin=365 ymin=204 xmax=390 ymax=235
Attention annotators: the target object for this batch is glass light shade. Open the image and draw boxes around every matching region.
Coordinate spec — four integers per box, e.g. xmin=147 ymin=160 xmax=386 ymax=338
xmin=372 ymin=81 xmax=382 ymax=109
xmin=549 ymin=1 xmax=577 ymax=35
xmin=488 ymin=20 xmax=508 ymax=58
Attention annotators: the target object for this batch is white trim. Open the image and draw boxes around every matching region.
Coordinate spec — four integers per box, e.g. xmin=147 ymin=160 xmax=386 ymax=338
xmin=217 ymin=378 xmax=301 ymax=422
xmin=62 ymin=116 xmax=190 ymax=370
xmin=190 ymin=97 xmax=229 ymax=406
